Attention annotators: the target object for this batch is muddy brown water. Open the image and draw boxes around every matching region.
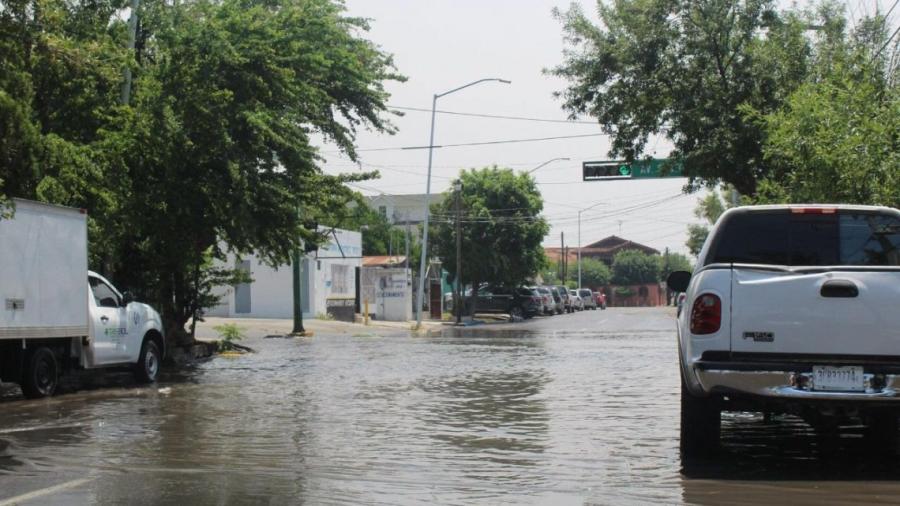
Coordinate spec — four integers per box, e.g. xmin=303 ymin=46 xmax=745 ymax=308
xmin=2 ymin=310 xmax=900 ymax=504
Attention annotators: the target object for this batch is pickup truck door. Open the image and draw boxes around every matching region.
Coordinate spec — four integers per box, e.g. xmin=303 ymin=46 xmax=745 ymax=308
xmin=89 ymin=276 xmax=130 ymax=364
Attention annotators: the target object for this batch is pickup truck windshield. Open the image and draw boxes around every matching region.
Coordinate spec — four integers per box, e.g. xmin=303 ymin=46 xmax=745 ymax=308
xmin=708 ymin=211 xmax=900 ymax=266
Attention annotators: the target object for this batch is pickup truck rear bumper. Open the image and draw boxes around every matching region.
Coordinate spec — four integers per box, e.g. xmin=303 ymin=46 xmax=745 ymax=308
xmin=696 ymin=368 xmax=900 ymax=401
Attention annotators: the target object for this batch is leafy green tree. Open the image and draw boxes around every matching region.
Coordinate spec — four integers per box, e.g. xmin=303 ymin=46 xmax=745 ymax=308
xmin=611 ymin=250 xmax=660 ymax=285
xmin=580 ymin=257 xmax=612 ymax=287
xmin=550 ymin=0 xmax=813 ymax=195
xmin=1 ymin=0 xmax=403 ymax=345
xmin=658 ymin=252 xmax=693 ymax=281
xmin=335 ymin=203 xmax=419 ymax=260
xmin=541 ymin=260 xmax=562 ymax=285
xmin=747 ymin=34 xmax=899 ymax=207
xmin=430 ymin=167 xmax=549 ymax=310
xmin=685 ymin=189 xmax=730 ymax=256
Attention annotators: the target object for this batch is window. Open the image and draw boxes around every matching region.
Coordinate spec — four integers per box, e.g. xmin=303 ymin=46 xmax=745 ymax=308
xmin=89 ymin=277 xmax=121 ymax=308
xmin=331 ymin=264 xmax=349 ymax=294
xmin=708 ymin=211 xmax=900 ymax=266
xmin=378 ymin=205 xmax=387 ymax=218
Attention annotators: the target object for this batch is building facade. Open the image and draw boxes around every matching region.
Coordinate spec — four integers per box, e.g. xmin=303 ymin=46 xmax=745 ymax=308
xmin=206 ymin=227 xmax=362 ymax=319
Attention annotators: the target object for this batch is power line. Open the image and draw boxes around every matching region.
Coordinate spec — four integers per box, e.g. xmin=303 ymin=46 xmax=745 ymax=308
xmin=325 ymin=133 xmax=606 ymax=154
xmin=388 ymin=105 xmax=599 ymax=125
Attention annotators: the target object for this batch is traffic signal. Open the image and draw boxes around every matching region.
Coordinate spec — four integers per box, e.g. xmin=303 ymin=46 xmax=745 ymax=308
xmin=582 ymin=161 xmax=632 ymax=181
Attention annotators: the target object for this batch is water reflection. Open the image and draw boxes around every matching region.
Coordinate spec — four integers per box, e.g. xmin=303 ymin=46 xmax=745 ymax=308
xmin=681 ymin=412 xmax=900 ymax=505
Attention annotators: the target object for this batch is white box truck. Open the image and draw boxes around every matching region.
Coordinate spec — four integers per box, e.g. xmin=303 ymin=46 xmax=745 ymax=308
xmin=1 ymin=199 xmax=165 ymax=398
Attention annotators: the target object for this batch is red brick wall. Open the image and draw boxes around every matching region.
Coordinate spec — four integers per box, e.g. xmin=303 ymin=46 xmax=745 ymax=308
xmin=600 ymin=283 xmax=665 ymax=307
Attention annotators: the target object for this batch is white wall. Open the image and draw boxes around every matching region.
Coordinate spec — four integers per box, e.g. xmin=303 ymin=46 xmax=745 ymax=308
xmin=205 ymin=228 xmax=362 ymax=319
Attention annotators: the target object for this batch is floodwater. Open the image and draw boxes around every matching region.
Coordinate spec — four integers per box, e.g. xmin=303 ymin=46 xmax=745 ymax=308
xmin=2 ymin=309 xmax=900 ymax=505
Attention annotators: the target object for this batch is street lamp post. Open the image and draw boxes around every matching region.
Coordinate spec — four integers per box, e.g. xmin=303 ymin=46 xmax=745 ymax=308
xmin=527 ymin=157 xmax=570 ymax=174
xmin=577 ymin=201 xmax=605 ymax=288
xmin=415 ymin=78 xmax=511 ymax=327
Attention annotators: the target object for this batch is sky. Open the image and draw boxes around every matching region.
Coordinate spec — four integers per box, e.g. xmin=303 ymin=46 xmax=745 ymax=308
xmin=318 ymin=0 xmax=896 ymax=257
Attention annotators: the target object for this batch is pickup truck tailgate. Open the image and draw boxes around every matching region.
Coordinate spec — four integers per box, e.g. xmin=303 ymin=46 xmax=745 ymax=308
xmin=731 ymin=268 xmax=900 ymax=356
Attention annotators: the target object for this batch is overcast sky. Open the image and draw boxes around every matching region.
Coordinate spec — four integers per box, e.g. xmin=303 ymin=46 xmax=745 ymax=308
xmin=319 ymin=0 xmax=895 ymax=256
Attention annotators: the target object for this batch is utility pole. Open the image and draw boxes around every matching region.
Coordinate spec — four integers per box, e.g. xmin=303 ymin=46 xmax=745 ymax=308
xmin=120 ymin=0 xmax=140 ymax=105
xmin=454 ymin=181 xmax=463 ymax=324
xmin=291 ymin=247 xmax=305 ymax=335
xmin=560 ymin=232 xmax=564 ymax=280
xmin=404 ymin=212 xmax=410 ymax=269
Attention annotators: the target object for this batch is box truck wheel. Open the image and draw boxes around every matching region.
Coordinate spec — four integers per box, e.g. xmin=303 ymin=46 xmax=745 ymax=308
xmin=134 ymin=338 xmax=161 ymax=384
xmin=22 ymin=347 xmax=59 ymax=399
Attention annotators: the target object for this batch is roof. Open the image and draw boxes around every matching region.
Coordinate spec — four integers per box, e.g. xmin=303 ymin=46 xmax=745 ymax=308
xmin=582 ymin=235 xmax=659 ymax=255
xmin=362 ymin=255 xmax=407 ymax=267
xmin=545 ymin=235 xmax=660 ymax=262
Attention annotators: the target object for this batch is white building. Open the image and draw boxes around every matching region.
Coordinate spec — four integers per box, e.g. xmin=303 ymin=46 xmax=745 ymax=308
xmin=365 ymin=193 xmax=444 ymax=228
xmin=207 ymin=227 xmax=362 ymax=319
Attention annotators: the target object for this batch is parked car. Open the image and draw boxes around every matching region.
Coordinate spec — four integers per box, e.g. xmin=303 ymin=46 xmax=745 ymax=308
xmin=593 ymin=291 xmax=607 ymax=310
xmin=554 ymin=285 xmax=573 ymax=313
xmin=470 ymin=285 xmax=542 ymax=320
xmin=568 ymin=290 xmax=583 ymax=311
xmin=548 ymin=287 xmax=565 ymax=314
xmin=533 ymin=286 xmax=555 ymax=316
xmin=668 ymin=204 xmax=900 ymax=456
xmin=0 ymin=199 xmax=166 ymax=398
xmin=578 ymin=288 xmax=597 ymax=310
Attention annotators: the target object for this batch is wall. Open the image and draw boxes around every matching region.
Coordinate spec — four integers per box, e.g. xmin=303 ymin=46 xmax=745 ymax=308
xmin=205 ymin=228 xmax=362 ymax=319
xmin=602 ymin=283 xmax=665 ymax=307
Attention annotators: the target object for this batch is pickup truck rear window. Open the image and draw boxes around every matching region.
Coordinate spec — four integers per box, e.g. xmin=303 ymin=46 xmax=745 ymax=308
xmin=708 ymin=211 xmax=900 ymax=266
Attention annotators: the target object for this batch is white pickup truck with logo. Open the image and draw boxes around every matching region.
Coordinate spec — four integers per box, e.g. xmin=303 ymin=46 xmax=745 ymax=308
xmin=667 ymin=204 xmax=900 ymax=454
xmin=0 ymin=199 xmax=165 ymax=398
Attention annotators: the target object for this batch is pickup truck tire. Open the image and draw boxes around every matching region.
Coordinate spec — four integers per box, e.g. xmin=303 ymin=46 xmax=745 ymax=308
xmin=509 ymin=306 xmax=524 ymax=321
xmin=21 ymin=347 xmax=59 ymax=399
xmin=680 ymin=369 xmax=720 ymax=456
xmin=134 ymin=339 xmax=161 ymax=384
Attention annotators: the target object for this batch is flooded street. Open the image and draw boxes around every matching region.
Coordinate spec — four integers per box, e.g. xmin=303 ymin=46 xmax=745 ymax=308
xmin=3 ymin=308 xmax=900 ymax=504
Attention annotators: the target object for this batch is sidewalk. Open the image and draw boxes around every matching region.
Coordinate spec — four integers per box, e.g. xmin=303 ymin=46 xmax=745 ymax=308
xmin=194 ymin=316 xmax=443 ymax=340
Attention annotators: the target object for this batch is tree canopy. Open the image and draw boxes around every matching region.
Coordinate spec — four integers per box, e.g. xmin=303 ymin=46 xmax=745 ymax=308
xmin=0 ymin=0 xmax=402 ymax=343
xmin=579 ymin=257 xmax=612 ymax=287
xmin=611 ymin=250 xmax=660 ymax=285
xmin=430 ymin=167 xmax=549 ymax=290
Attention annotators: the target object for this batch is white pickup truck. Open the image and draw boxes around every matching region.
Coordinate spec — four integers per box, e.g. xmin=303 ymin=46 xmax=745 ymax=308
xmin=668 ymin=204 xmax=900 ymax=454
xmin=1 ymin=199 xmax=165 ymax=398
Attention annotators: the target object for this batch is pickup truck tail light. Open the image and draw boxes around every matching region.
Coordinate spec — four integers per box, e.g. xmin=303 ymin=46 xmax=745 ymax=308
xmin=690 ymin=294 xmax=721 ymax=335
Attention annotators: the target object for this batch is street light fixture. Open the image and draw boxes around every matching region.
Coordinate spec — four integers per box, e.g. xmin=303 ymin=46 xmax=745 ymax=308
xmin=415 ymin=78 xmax=511 ymax=327
xmin=527 ymin=157 xmax=570 ymax=174
xmin=578 ymin=201 xmax=606 ymax=288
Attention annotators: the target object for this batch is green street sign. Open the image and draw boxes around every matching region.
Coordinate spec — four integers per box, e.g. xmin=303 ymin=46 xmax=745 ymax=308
xmin=582 ymin=158 xmax=683 ymax=181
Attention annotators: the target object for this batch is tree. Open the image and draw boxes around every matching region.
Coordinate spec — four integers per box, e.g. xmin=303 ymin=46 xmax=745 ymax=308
xmin=611 ymin=250 xmax=660 ymax=285
xmin=334 ymin=203 xmax=420 ymax=261
xmin=747 ymin=22 xmax=899 ymax=207
xmin=430 ymin=167 xmax=549 ymax=310
xmin=685 ymin=189 xmax=730 ymax=256
xmin=658 ymin=251 xmax=693 ymax=281
xmin=550 ymin=0 xmax=813 ymax=195
xmin=580 ymin=257 xmax=612 ymax=287
xmin=1 ymin=0 xmax=403 ymax=345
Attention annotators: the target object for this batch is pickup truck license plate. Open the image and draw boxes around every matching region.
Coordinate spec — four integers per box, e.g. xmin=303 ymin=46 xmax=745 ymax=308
xmin=812 ymin=366 xmax=864 ymax=392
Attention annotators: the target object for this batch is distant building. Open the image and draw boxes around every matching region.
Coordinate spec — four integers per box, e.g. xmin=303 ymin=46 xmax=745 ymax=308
xmin=545 ymin=235 xmax=660 ymax=267
xmin=365 ymin=193 xmax=444 ymax=227
xmin=207 ymin=227 xmax=362 ymax=319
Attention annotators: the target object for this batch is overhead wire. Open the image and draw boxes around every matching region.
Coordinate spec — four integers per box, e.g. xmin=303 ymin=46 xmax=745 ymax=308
xmin=387 ymin=105 xmax=599 ymax=125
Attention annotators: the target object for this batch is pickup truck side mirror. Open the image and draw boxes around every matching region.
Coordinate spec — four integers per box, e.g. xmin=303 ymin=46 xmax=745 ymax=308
xmin=666 ymin=271 xmax=692 ymax=293
xmin=122 ymin=291 xmax=135 ymax=305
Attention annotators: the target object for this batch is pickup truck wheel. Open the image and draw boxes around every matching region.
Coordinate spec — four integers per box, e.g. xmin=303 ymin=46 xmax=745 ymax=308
xmin=134 ymin=340 xmax=161 ymax=384
xmin=22 ymin=347 xmax=59 ymax=399
xmin=509 ymin=306 xmax=524 ymax=321
xmin=680 ymin=369 xmax=720 ymax=457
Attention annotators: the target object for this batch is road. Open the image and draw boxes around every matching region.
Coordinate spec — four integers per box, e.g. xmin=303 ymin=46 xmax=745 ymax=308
xmin=2 ymin=307 xmax=900 ymax=504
